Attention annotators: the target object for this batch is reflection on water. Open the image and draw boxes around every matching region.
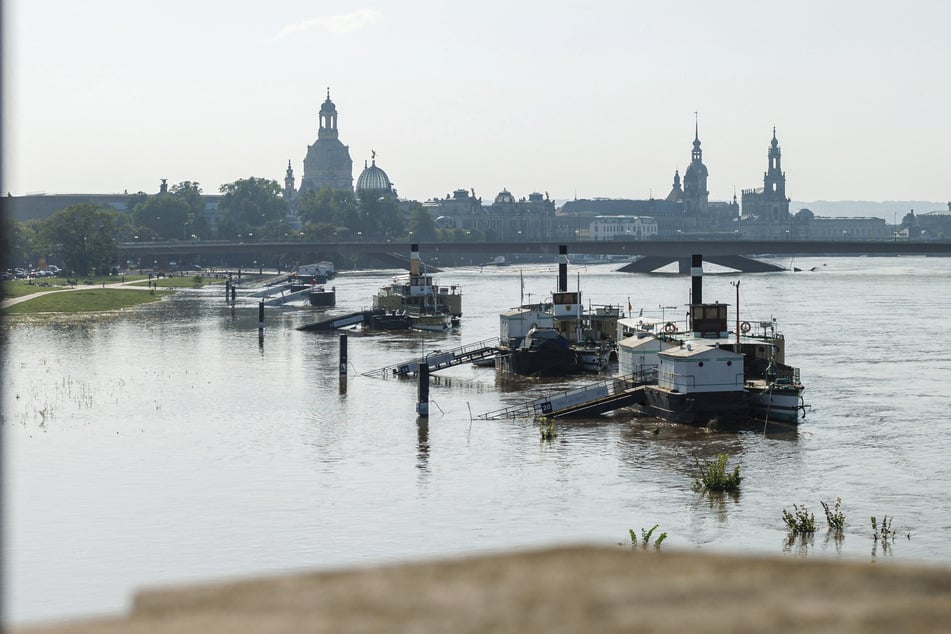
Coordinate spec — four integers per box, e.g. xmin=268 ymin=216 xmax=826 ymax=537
xmin=5 ymin=257 xmax=951 ymax=626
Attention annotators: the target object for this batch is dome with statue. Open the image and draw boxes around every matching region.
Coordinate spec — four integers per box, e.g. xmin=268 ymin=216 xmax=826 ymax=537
xmin=356 ymin=155 xmax=393 ymax=193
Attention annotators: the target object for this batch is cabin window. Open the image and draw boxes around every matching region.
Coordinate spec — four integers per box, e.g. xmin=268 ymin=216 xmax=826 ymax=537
xmin=698 ymin=361 xmax=704 ymax=367
xmin=727 ymin=361 xmax=732 ymax=366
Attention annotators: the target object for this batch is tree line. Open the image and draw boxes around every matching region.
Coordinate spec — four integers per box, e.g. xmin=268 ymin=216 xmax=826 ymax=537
xmin=5 ymin=178 xmax=473 ymax=276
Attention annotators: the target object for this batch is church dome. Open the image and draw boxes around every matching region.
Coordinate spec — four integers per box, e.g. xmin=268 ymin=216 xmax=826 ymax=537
xmin=356 ymin=159 xmax=392 ymax=192
xmin=494 ymin=189 xmax=515 ymax=205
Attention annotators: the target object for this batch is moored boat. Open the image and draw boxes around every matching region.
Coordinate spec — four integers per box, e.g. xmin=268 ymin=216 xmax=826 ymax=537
xmin=619 ymin=254 xmax=805 ymax=426
xmin=308 ymin=286 xmax=336 ymax=307
xmin=372 ymin=244 xmax=462 ymax=325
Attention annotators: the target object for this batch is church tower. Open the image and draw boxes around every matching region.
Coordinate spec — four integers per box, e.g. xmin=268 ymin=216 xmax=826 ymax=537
xmin=682 ymin=117 xmax=709 ymax=218
xmin=284 ymin=160 xmax=296 ymax=200
xmin=763 ymin=127 xmax=786 ymax=200
xmin=299 ymin=89 xmax=354 ymax=194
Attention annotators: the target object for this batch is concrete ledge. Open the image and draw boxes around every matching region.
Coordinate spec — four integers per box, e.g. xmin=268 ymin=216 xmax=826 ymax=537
xmin=15 ymin=546 xmax=951 ymax=633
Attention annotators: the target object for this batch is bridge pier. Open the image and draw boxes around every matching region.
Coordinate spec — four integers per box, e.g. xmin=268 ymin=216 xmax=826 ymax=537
xmin=618 ymin=255 xmax=785 ymax=274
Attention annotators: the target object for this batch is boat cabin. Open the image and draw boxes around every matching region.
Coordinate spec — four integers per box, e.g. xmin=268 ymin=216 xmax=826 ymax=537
xmin=657 ymin=343 xmax=744 ymax=394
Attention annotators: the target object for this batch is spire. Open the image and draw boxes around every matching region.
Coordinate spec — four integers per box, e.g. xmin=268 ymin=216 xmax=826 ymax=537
xmin=326 ymin=86 xmax=330 ymax=100
xmin=771 ymin=126 xmax=779 ymax=148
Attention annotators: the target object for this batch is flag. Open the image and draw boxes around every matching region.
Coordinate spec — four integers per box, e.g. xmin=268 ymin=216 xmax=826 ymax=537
xmin=627 ymin=297 xmax=632 ymax=317
xmin=639 ymin=307 xmax=643 ymax=317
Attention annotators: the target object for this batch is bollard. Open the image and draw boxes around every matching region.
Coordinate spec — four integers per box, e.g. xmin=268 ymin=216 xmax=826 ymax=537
xmin=416 ymin=362 xmax=429 ymax=418
xmin=225 ymin=278 xmax=231 ymax=301
xmin=231 ymin=284 xmax=236 ymax=305
xmin=258 ymin=300 xmax=265 ymax=333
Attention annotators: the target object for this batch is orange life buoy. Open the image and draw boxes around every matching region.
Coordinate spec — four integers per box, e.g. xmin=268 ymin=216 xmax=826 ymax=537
xmin=664 ymin=322 xmax=677 ymax=333
xmin=740 ymin=321 xmax=752 ymax=333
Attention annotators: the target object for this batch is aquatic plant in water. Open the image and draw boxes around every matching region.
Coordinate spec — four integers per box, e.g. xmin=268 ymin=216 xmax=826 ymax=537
xmin=821 ymin=497 xmax=846 ymax=532
xmin=693 ymin=454 xmax=742 ymax=492
xmin=629 ymin=525 xmax=667 ymax=550
xmin=782 ymin=505 xmax=816 ymax=534
xmin=539 ymin=421 xmax=557 ymax=441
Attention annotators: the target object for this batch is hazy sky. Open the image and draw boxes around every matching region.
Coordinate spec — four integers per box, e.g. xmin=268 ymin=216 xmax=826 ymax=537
xmin=4 ymin=1 xmax=950 ymax=203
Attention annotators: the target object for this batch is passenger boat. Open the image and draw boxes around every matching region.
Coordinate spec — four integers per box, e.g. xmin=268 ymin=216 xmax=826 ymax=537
xmin=372 ymin=244 xmax=462 ymax=327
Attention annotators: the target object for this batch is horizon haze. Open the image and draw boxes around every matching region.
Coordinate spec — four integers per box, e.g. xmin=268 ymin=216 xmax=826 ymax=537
xmin=4 ymin=1 xmax=950 ymax=205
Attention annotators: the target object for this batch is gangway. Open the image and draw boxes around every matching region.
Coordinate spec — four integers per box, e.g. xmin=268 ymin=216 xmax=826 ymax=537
xmin=362 ymin=337 xmax=500 ymax=378
xmin=298 ymin=309 xmax=381 ymax=332
xmin=479 ymin=369 xmax=657 ymax=420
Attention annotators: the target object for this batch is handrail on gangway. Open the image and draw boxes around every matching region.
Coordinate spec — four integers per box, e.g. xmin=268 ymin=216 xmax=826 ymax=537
xmin=478 ymin=369 xmax=658 ymax=421
xmin=361 ymin=337 xmax=500 ymax=378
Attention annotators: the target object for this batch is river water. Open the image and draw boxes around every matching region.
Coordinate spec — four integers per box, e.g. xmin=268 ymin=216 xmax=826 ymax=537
xmin=4 ymin=255 xmax=951 ymax=626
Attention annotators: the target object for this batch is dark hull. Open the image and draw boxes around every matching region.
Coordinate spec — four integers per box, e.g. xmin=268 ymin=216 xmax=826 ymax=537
xmin=495 ymin=347 xmax=580 ymax=377
xmin=366 ymin=313 xmax=411 ymax=330
xmin=637 ymin=387 xmax=751 ymax=426
xmin=308 ymin=290 xmax=336 ymax=307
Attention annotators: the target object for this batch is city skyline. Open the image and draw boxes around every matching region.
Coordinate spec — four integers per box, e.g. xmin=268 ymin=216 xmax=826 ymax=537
xmin=5 ymin=1 xmax=950 ymax=204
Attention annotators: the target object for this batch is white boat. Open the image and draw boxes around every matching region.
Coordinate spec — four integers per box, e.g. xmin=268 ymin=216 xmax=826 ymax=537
xmin=407 ymin=312 xmax=452 ymax=332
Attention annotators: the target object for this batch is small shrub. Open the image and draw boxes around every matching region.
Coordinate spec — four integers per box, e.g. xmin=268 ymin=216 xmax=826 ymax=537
xmin=821 ymin=497 xmax=846 ymax=532
xmin=782 ymin=504 xmax=816 ymax=534
xmin=539 ymin=422 xmax=557 ymax=441
xmin=693 ymin=454 xmax=742 ymax=492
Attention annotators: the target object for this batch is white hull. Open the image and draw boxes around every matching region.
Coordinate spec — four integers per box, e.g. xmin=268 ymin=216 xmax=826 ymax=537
xmin=408 ymin=314 xmax=452 ymax=332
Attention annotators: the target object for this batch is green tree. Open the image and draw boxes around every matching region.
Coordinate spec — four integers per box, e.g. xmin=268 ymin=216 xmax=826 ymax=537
xmin=407 ymin=204 xmax=436 ymax=241
xmin=131 ymin=193 xmax=191 ymax=240
xmin=357 ymin=191 xmax=404 ymax=240
xmin=171 ymin=181 xmax=210 ymax=240
xmin=297 ymin=187 xmax=359 ymax=236
xmin=4 ymin=220 xmax=38 ymax=270
xmin=217 ymin=177 xmax=287 ymax=238
xmin=37 ymin=204 xmax=122 ymax=276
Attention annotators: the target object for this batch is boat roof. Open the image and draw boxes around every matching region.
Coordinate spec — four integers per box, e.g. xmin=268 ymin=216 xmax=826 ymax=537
xmin=660 ymin=343 xmax=743 ymax=359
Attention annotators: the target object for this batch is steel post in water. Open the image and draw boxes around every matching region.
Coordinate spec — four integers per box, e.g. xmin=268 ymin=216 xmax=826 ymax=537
xmin=339 ymin=333 xmax=348 ymax=394
xmin=558 ymin=244 xmax=568 ymax=292
xmin=231 ymin=284 xmax=237 ymax=305
xmin=416 ymin=362 xmax=429 ymax=418
xmin=225 ymin=278 xmax=231 ymax=301
xmin=258 ymin=300 xmax=265 ymax=334
xmin=691 ymin=253 xmax=703 ymax=305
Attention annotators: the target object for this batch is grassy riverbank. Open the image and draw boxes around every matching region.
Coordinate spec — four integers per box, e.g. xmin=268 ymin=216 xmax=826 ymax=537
xmin=1 ymin=273 xmax=221 ymax=315
xmin=3 ymin=287 xmax=172 ymax=314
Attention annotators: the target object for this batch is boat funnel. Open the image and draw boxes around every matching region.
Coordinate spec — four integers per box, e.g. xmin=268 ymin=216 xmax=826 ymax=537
xmin=411 ymin=243 xmax=420 ymax=277
xmin=691 ymin=254 xmax=702 ymax=305
xmin=558 ymin=245 xmax=568 ymax=292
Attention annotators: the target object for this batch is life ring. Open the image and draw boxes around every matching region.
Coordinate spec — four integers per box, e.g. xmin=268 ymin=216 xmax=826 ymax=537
xmin=740 ymin=321 xmax=752 ymax=333
xmin=664 ymin=322 xmax=677 ymax=334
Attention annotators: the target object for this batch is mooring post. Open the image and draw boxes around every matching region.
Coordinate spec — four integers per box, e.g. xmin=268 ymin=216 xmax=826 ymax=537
xmin=258 ymin=300 xmax=265 ymax=333
xmin=416 ymin=361 xmax=429 ymax=418
xmin=230 ymin=284 xmax=236 ymax=305
xmin=225 ymin=278 xmax=231 ymax=301
xmin=339 ymin=333 xmax=348 ymax=393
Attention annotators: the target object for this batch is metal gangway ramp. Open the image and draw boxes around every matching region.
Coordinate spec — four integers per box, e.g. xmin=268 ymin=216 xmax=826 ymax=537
xmin=361 ymin=337 xmax=500 ymax=378
xmin=479 ymin=369 xmax=658 ymax=420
